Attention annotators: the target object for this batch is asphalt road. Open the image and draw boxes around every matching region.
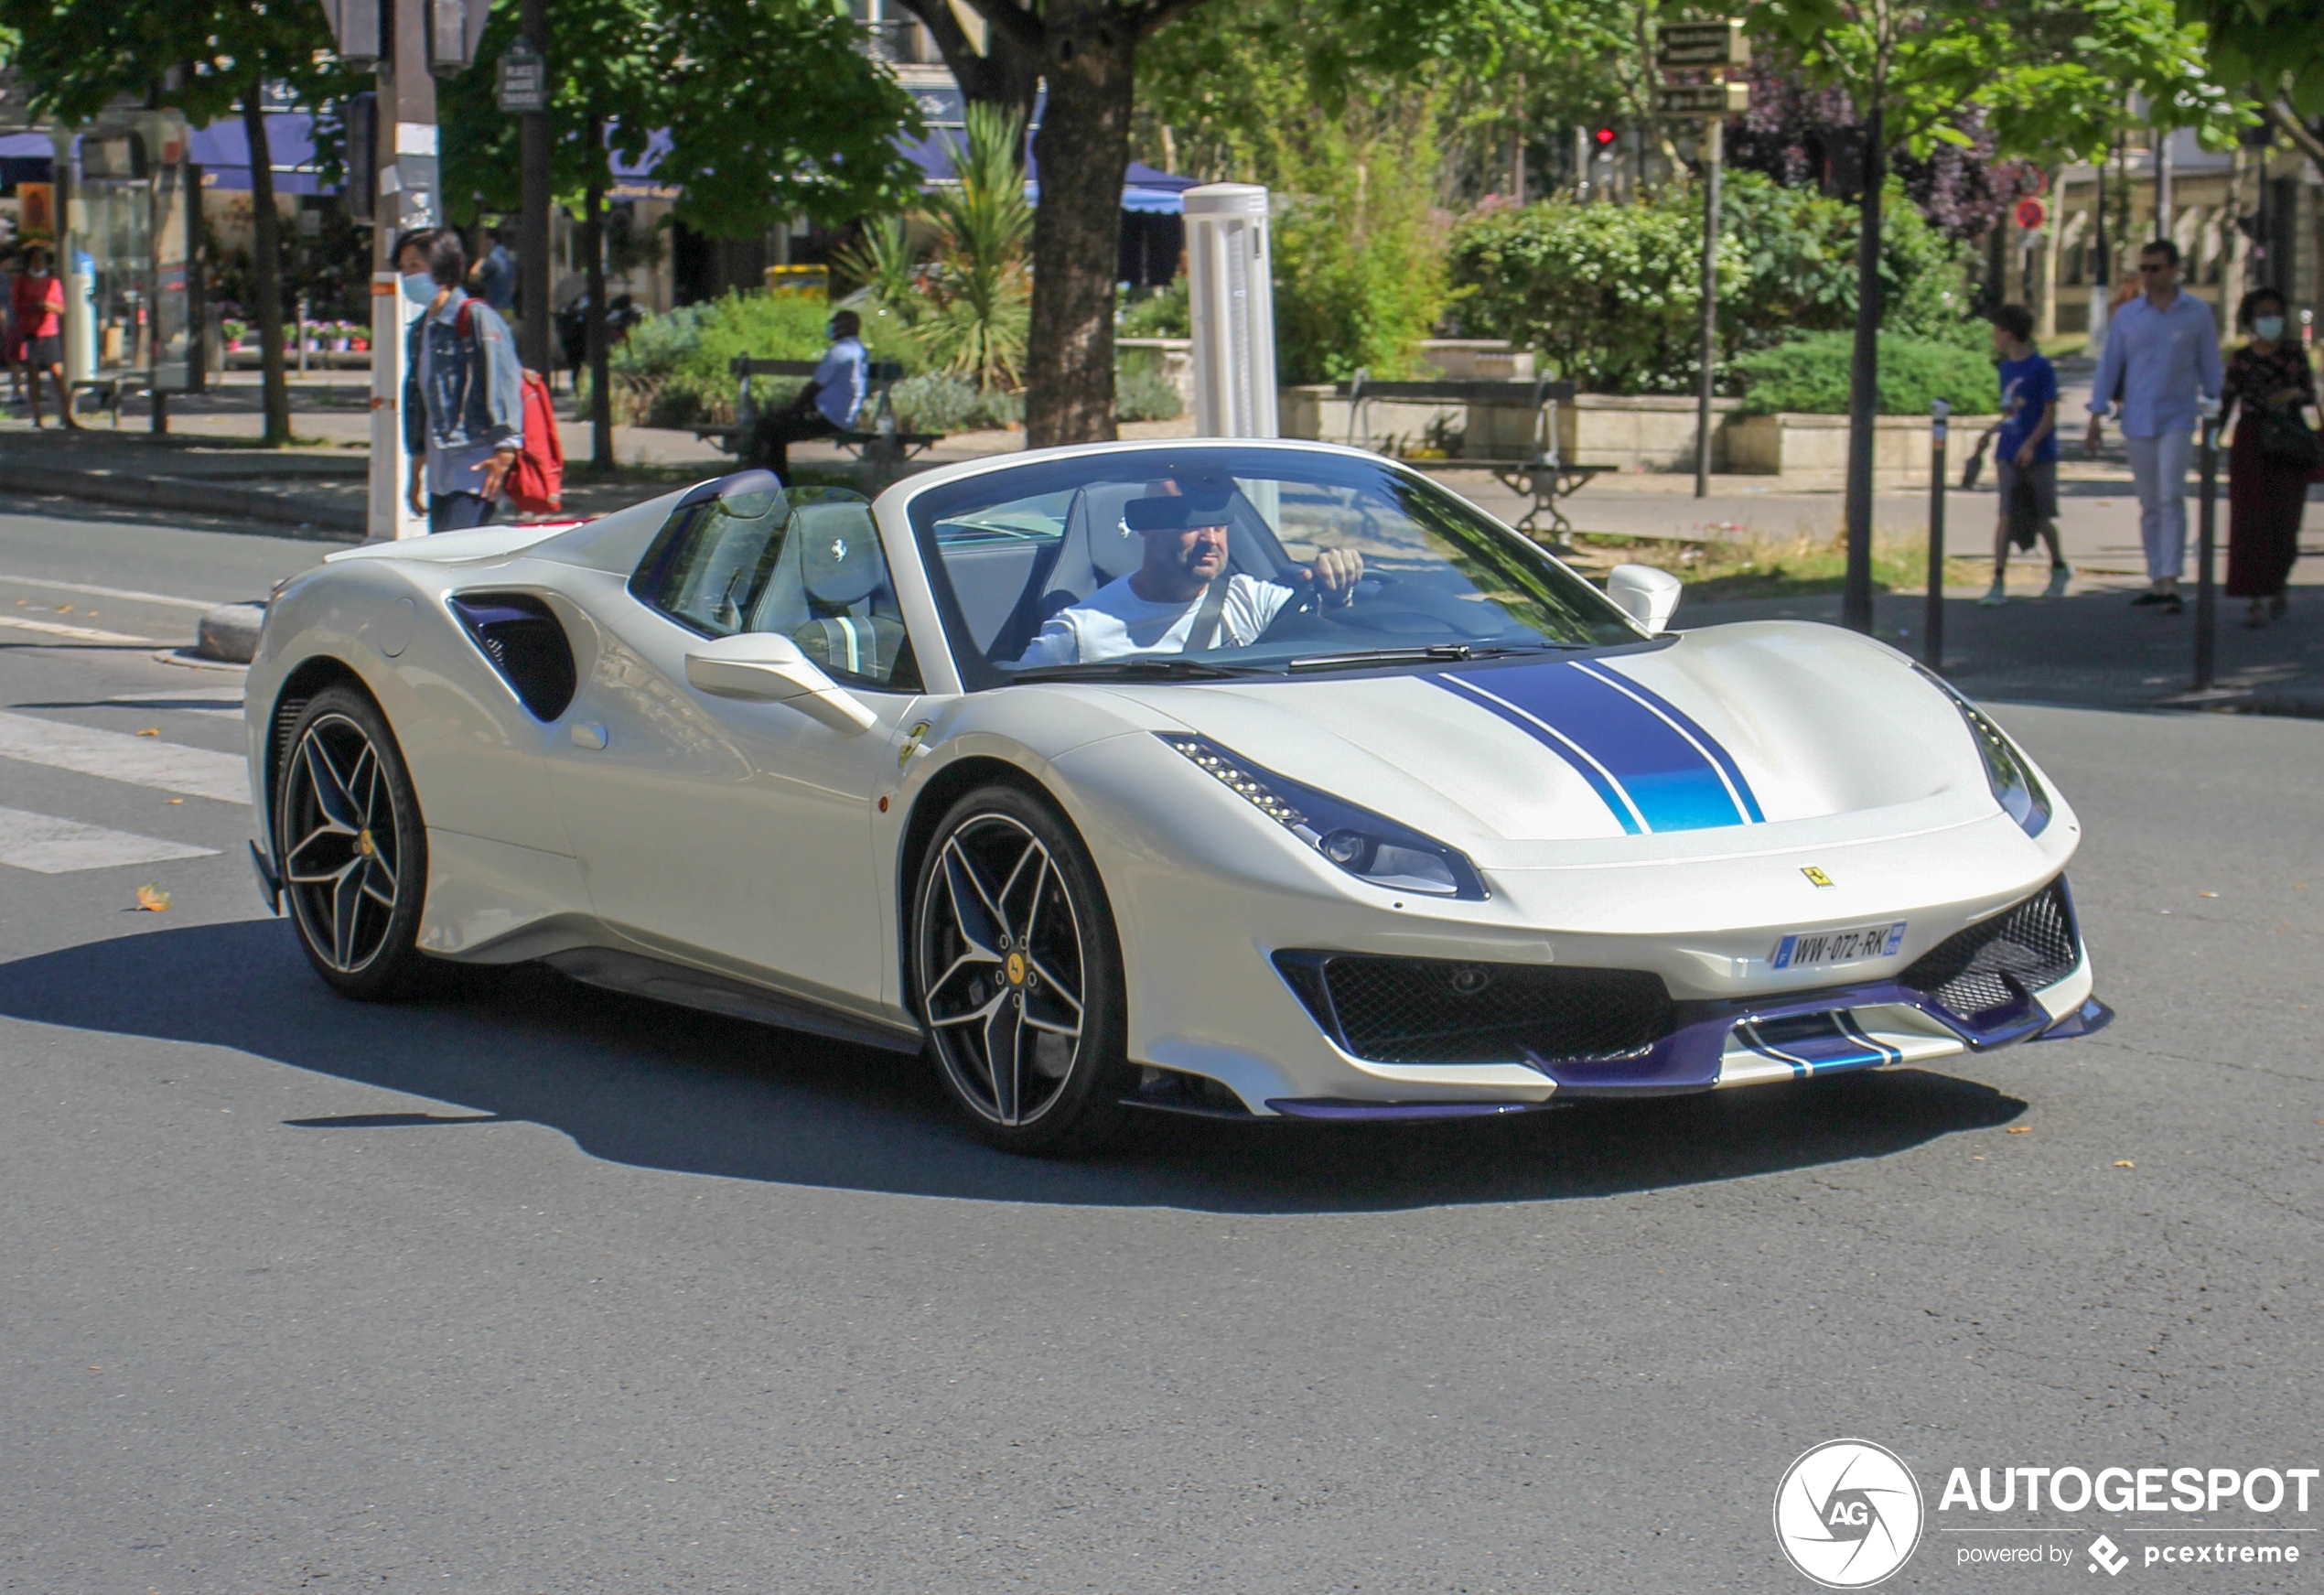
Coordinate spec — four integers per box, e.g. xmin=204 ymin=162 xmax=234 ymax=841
xmin=2 ymin=501 xmax=2319 ymax=1594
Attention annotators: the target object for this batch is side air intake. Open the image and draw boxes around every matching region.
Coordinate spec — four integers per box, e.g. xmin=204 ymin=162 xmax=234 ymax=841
xmin=447 ymin=593 xmax=577 ymax=721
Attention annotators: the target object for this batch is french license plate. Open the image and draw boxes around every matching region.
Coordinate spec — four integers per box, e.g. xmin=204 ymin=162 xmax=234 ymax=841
xmin=1770 ymin=921 xmax=1908 ymax=970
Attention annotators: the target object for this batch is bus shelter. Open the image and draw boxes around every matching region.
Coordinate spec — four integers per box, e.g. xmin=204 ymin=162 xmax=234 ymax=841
xmin=48 ymin=111 xmax=200 ymax=411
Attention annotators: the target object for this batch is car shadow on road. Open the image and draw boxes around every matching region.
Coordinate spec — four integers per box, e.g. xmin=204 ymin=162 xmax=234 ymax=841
xmin=0 ymin=918 xmax=2028 ymax=1213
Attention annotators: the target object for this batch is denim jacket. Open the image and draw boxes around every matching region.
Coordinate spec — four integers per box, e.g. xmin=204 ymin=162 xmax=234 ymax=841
xmin=404 ymin=289 xmax=524 ymax=458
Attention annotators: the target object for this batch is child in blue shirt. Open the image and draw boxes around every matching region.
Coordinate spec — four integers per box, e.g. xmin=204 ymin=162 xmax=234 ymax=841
xmin=1982 ymin=304 xmax=2070 ymax=604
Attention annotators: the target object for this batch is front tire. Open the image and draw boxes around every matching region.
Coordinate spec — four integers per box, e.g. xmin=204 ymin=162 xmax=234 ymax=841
xmin=910 ymin=785 xmax=1131 ymax=1156
xmin=275 ymin=684 xmax=431 ymax=1000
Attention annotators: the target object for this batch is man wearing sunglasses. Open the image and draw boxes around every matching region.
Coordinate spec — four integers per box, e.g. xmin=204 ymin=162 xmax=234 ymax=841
xmin=2085 ymin=239 xmax=2222 ymax=613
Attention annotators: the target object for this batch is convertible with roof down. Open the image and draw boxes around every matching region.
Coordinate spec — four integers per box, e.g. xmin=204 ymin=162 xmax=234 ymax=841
xmin=245 ymin=439 xmax=2110 ymax=1153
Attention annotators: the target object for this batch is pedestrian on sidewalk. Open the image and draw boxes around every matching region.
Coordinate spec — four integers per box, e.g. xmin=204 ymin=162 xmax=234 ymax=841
xmin=744 ymin=309 xmax=866 ymax=486
xmin=2083 ymin=239 xmax=2220 ymax=615
xmin=12 ymin=245 xmax=77 ymax=431
xmin=1981 ymin=304 xmax=2070 ymax=605
xmin=2220 ymin=286 xmax=2319 ymax=629
xmin=394 ymin=227 xmax=523 ymax=533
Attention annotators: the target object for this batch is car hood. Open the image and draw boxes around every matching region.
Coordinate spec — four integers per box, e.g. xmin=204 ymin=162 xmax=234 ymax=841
xmin=1092 ymin=621 xmax=2017 ymax=869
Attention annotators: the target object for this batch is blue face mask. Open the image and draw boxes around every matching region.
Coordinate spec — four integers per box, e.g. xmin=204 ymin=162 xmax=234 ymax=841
xmin=401 ymin=272 xmax=437 ymax=307
xmin=2254 ymin=314 xmax=2286 ymax=341
xmin=825 ymin=320 xmax=840 ymax=340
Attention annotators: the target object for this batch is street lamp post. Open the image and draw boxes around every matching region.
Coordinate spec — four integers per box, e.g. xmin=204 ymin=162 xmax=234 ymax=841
xmin=1925 ymin=397 xmax=1948 ymax=671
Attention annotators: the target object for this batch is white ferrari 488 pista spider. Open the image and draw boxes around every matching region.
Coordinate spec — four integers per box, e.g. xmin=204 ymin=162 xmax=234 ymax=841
xmin=246 ymin=439 xmax=2109 ymax=1152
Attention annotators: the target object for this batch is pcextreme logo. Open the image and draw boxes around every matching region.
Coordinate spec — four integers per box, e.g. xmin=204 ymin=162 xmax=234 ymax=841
xmin=1774 ymin=1439 xmax=1927 ymax=1589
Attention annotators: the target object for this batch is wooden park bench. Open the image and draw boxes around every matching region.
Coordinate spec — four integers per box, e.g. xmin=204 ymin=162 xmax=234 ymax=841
xmin=694 ymin=357 xmax=942 ymax=467
xmin=1340 ymin=372 xmax=1614 ymax=539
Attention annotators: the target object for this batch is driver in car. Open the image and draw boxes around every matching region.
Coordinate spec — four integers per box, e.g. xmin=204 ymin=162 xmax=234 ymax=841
xmin=1015 ymin=484 xmax=1362 ymax=667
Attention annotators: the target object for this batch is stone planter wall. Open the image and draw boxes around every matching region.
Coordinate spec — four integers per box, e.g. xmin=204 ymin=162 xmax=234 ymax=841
xmin=1280 ymin=385 xmax=1741 ymax=470
xmin=1726 ymin=412 xmax=2003 ymax=486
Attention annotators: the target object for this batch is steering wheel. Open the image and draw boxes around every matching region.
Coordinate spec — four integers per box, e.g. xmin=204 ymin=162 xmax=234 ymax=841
xmin=1250 ymin=567 xmax=1389 ymax=646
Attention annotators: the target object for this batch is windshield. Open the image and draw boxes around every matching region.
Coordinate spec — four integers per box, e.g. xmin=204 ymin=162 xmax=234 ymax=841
xmin=907 ymin=446 xmax=1643 ymax=688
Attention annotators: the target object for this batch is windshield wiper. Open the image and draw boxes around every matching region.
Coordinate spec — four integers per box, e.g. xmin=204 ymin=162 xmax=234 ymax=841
xmin=1009 ymin=657 xmax=1263 ymax=683
xmin=1286 ymin=642 xmax=1574 ymax=673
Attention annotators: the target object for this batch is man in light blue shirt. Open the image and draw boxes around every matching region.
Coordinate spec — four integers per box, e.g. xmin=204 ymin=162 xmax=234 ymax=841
xmin=2084 ymin=238 xmax=2222 ymax=610
xmin=746 ymin=310 xmax=869 ymax=484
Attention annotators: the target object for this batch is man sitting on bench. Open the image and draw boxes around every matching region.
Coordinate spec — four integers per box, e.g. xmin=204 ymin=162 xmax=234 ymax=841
xmin=745 ymin=310 xmax=866 ymax=484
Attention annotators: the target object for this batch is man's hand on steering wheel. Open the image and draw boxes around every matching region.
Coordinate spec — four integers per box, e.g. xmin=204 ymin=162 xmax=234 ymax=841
xmin=1308 ymin=547 xmax=1363 ymax=602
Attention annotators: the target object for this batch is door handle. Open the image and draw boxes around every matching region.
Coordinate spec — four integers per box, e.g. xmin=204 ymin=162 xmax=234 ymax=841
xmin=570 ymin=722 xmax=608 ymax=749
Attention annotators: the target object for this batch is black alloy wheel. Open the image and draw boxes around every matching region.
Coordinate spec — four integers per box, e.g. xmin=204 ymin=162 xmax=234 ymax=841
xmin=275 ymin=684 xmax=432 ymax=999
xmin=911 ymin=785 xmax=1131 ymax=1155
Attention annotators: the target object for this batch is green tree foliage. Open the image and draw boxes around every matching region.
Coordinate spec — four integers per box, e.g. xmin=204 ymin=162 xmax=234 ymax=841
xmin=1142 ymin=0 xmax=1456 ymax=383
xmin=1447 ymin=171 xmax=1974 ymax=393
xmin=438 ymin=0 xmax=922 ymax=237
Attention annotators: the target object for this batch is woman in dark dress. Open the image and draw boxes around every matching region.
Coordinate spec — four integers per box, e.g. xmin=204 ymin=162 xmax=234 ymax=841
xmin=2222 ymin=287 xmax=2319 ymax=627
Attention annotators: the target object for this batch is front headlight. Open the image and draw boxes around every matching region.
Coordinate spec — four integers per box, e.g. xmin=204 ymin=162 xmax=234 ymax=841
xmin=1916 ymin=666 xmax=2051 ymax=836
xmin=1159 ymin=733 xmax=1488 ymax=900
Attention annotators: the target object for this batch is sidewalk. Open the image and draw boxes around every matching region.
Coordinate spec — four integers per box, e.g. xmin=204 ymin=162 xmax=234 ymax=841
xmin=1 ymin=377 xmax=2316 ymax=716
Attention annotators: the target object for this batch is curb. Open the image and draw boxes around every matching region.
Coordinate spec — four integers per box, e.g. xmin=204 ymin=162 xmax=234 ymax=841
xmin=0 ymin=462 xmax=365 ymax=535
xmin=198 ymin=602 xmax=268 ymax=664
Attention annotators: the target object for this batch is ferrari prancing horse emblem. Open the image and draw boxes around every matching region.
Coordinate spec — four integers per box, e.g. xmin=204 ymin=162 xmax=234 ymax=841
xmin=1801 ymin=867 xmax=1835 ymax=889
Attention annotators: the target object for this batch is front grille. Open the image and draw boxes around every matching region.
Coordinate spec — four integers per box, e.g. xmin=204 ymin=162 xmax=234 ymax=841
xmin=1275 ymin=952 xmax=1675 ymax=1065
xmin=1900 ymin=878 xmax=2080 ymax=1019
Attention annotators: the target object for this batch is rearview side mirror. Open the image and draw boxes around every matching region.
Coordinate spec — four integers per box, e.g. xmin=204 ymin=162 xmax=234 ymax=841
xmin=684 ymin=631 xmax=877 ymax=734
xmin=1607 ymin=564 xmax=1684 ymax=634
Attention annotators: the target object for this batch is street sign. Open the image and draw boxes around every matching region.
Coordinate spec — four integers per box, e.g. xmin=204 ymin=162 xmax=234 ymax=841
xmin=498 ymin=38 xmax=549 ymax=113
xmin=1654 ymin=81 xmax=1750 ymax=116
xmin=2014 ymin=198 xmax=2048 ymax=230
xmin=1656 ymin=19 xmax=1748 ymax=68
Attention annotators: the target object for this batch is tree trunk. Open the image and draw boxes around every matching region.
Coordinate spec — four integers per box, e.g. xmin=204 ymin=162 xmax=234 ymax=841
xmin=241 ymin=83 xmax=292 ymax=447
xmin=1023 ymin=0 xmax=1135 ymax=447
xmin=1840 ymin=101 xmax=1884 ymax=635
xmin=584 ymin=158 xmax=612 ymax=470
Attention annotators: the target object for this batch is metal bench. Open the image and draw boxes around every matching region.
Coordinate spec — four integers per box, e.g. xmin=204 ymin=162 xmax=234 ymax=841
xmin=1340 ymin=372 xmax=1614 ymax=538
xmin=694 ymin=357 xmax=942 ymax=467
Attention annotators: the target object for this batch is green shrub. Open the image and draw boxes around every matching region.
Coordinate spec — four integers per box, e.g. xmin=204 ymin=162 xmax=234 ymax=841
xmin=1732 ymin=332 xmax=1996 ymax=415
xmin=1115 ymin=361 xmax=1185 ymax=422
xmin=887 ymin=372 xmax=1024 ymax=433
xmin=1118 ymin=280 xmax=1189 ymax=339
xmin=1446 ymin=172 xmax=1977 ymax=395
xmin=602 ymin=290 xmax=920 ymax=428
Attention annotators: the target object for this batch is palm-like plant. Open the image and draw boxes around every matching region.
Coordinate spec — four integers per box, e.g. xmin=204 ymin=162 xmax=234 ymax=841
xmin=914 ymin=104 xmax=1034 ymax=391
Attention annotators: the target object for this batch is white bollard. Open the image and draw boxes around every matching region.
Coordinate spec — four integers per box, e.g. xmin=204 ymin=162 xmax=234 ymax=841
xmin=1183 ymin=184 xmax=1278 ymax=439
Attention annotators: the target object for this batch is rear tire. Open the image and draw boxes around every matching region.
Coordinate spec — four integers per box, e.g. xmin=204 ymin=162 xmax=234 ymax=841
xmin=274 ymin=684 xmax=431 ymax=1001
xmin=910 ymin=785 xmax=1132 ymax=1156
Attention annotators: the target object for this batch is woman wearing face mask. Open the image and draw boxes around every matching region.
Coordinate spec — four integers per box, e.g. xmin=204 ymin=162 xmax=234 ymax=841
xmin=392 ymin=227 xmax=524 ymax=533
xmin=2222 ymin=288 xmax=2319 ymax=627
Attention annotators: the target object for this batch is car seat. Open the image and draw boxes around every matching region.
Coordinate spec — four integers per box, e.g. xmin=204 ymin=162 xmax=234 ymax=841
xmin=749 ymin=501 xmax=909 ymax=683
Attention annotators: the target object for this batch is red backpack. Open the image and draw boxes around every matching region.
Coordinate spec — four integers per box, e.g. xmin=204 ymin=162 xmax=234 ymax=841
xmin=506 ymin=368 xmax=565 ymax=513
xmin=455 ymin=300 xmax=565 ymax=514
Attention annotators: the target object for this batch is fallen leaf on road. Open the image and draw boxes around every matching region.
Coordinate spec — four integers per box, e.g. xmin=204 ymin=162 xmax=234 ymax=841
xmin=2114 ymin=1159 xmax=2136 ymax=1169
xmin=167 ymin=798 xmax=183 ymax=805
xmin=2199 ymin=890 xmax=2218 ymax=899
xmin=55 ymin=604 xmax=72 ymax=612
xmin=134 ymin=884 xmax=171 ymax=912
xmin=2007 ymin=1126 xmax=2031 ymax=1134
xmin=134 ymin=727 xmax=159 ymax=737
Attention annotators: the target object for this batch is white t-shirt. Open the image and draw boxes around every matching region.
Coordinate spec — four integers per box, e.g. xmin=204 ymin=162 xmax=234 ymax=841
xmin=1016 ymin=573 xmax=1293 ymax=667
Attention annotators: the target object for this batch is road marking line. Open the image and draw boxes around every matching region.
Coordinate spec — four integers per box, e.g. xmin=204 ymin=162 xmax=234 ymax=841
xmin=0 ymin=572 xmax=222 ymax=610
xmin=0 ymin=709 xmax=249 ymax=803
xmin=0 ymin=615 xmax=159 ymax=644
xmin=0 ymin=804 xmax=218 ymax=874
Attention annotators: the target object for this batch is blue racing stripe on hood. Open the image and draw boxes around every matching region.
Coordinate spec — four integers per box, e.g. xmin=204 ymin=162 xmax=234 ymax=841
xmin=1568 ymin=659 xmax=1765 ymax=824
xmin=1431 ymin=660 xmax=1754 ymax=833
